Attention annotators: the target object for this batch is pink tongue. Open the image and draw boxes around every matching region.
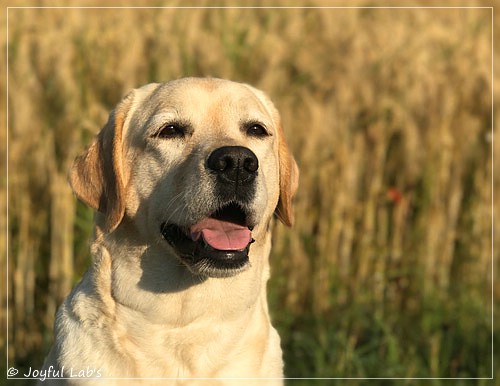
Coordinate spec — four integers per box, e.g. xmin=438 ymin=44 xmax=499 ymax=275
xmin=190 ymin=218 xmax=252 ymax=251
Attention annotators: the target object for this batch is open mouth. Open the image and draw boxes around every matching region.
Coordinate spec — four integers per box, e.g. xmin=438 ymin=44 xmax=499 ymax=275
xmin=160 ymin=202 xmax=254 ymax=278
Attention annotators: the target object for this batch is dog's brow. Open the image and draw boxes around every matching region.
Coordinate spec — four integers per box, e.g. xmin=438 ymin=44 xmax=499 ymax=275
xmin=146 ymin=112 xmax=182 ymax=129
xmin=240 ymin=117 xmax=273 ymax=131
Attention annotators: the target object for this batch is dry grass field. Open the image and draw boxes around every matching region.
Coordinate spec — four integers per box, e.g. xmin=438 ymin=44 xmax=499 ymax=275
xmin=2 ymin=1 xmax=499 ymax=384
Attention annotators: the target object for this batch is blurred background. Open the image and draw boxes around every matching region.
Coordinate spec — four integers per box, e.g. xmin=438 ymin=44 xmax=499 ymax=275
xmin=2 ymin=1 xmax=499 ymax=385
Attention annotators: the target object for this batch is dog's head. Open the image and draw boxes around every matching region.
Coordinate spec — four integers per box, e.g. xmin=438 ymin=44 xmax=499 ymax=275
xmin=70 ymin=78 xmax=298 ymax=278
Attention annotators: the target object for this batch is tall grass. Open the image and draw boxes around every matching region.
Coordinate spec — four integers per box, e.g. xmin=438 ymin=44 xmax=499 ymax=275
xmin=3 ymin=2 xmax=498 ymax=383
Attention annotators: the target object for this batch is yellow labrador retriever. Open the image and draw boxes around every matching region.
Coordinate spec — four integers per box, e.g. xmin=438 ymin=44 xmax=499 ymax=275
xmin=40 ymin=78 xmax=298 ymax=385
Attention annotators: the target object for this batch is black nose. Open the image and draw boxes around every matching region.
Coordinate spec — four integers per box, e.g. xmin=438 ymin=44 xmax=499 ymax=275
xmin=207 ymin=146 xmax=258 ymax=186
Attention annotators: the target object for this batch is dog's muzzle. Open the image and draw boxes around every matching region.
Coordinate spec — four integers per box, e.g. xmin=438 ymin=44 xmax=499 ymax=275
xmin=161 ymin=146 xmax=259 ymax=278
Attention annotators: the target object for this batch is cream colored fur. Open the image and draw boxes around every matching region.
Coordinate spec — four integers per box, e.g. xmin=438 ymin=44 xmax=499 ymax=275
xmin=40 ymin=78 xmax=298 ymax=385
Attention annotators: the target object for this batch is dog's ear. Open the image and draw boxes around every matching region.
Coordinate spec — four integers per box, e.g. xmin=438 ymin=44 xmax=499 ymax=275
xmin=275 ymin=122 xmax=299 ymax=227
xmin=69 ymin=92 xmax=134 ymax=233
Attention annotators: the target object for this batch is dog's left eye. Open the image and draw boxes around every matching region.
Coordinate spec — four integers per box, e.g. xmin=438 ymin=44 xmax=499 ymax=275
xmin=156 ymin=124 xmax=185 ymax=139
xmin=246 ymin=123 xmax=269 ymax=137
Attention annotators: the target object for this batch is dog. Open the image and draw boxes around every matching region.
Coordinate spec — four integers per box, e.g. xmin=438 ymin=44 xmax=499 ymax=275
xmin=40 ymin=77 xmax=298 ymax=385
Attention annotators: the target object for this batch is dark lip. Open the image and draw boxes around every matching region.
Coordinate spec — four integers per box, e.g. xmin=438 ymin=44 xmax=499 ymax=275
xmin=160 ymin=202 xmax=254 ymax=278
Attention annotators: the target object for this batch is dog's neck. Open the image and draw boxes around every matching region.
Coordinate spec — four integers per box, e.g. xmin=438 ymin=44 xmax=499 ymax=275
xmin=65 ymin=222 xmax=278 ymax=378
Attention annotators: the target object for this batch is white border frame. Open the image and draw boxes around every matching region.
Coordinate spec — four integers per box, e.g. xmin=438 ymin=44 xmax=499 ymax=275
xmin=4 ymin=4 xmax=495 ymax=382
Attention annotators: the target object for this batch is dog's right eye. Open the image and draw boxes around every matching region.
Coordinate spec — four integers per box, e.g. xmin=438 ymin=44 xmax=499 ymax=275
xmin=156 ymin=124 xmax=185 ymax=139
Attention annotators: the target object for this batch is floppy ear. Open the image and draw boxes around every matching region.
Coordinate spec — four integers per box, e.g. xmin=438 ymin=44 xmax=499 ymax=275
xmin=275 ymin=122 xmax=299 ymax=227
xmin=69 ymin=92 xmax=134 ymax=233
